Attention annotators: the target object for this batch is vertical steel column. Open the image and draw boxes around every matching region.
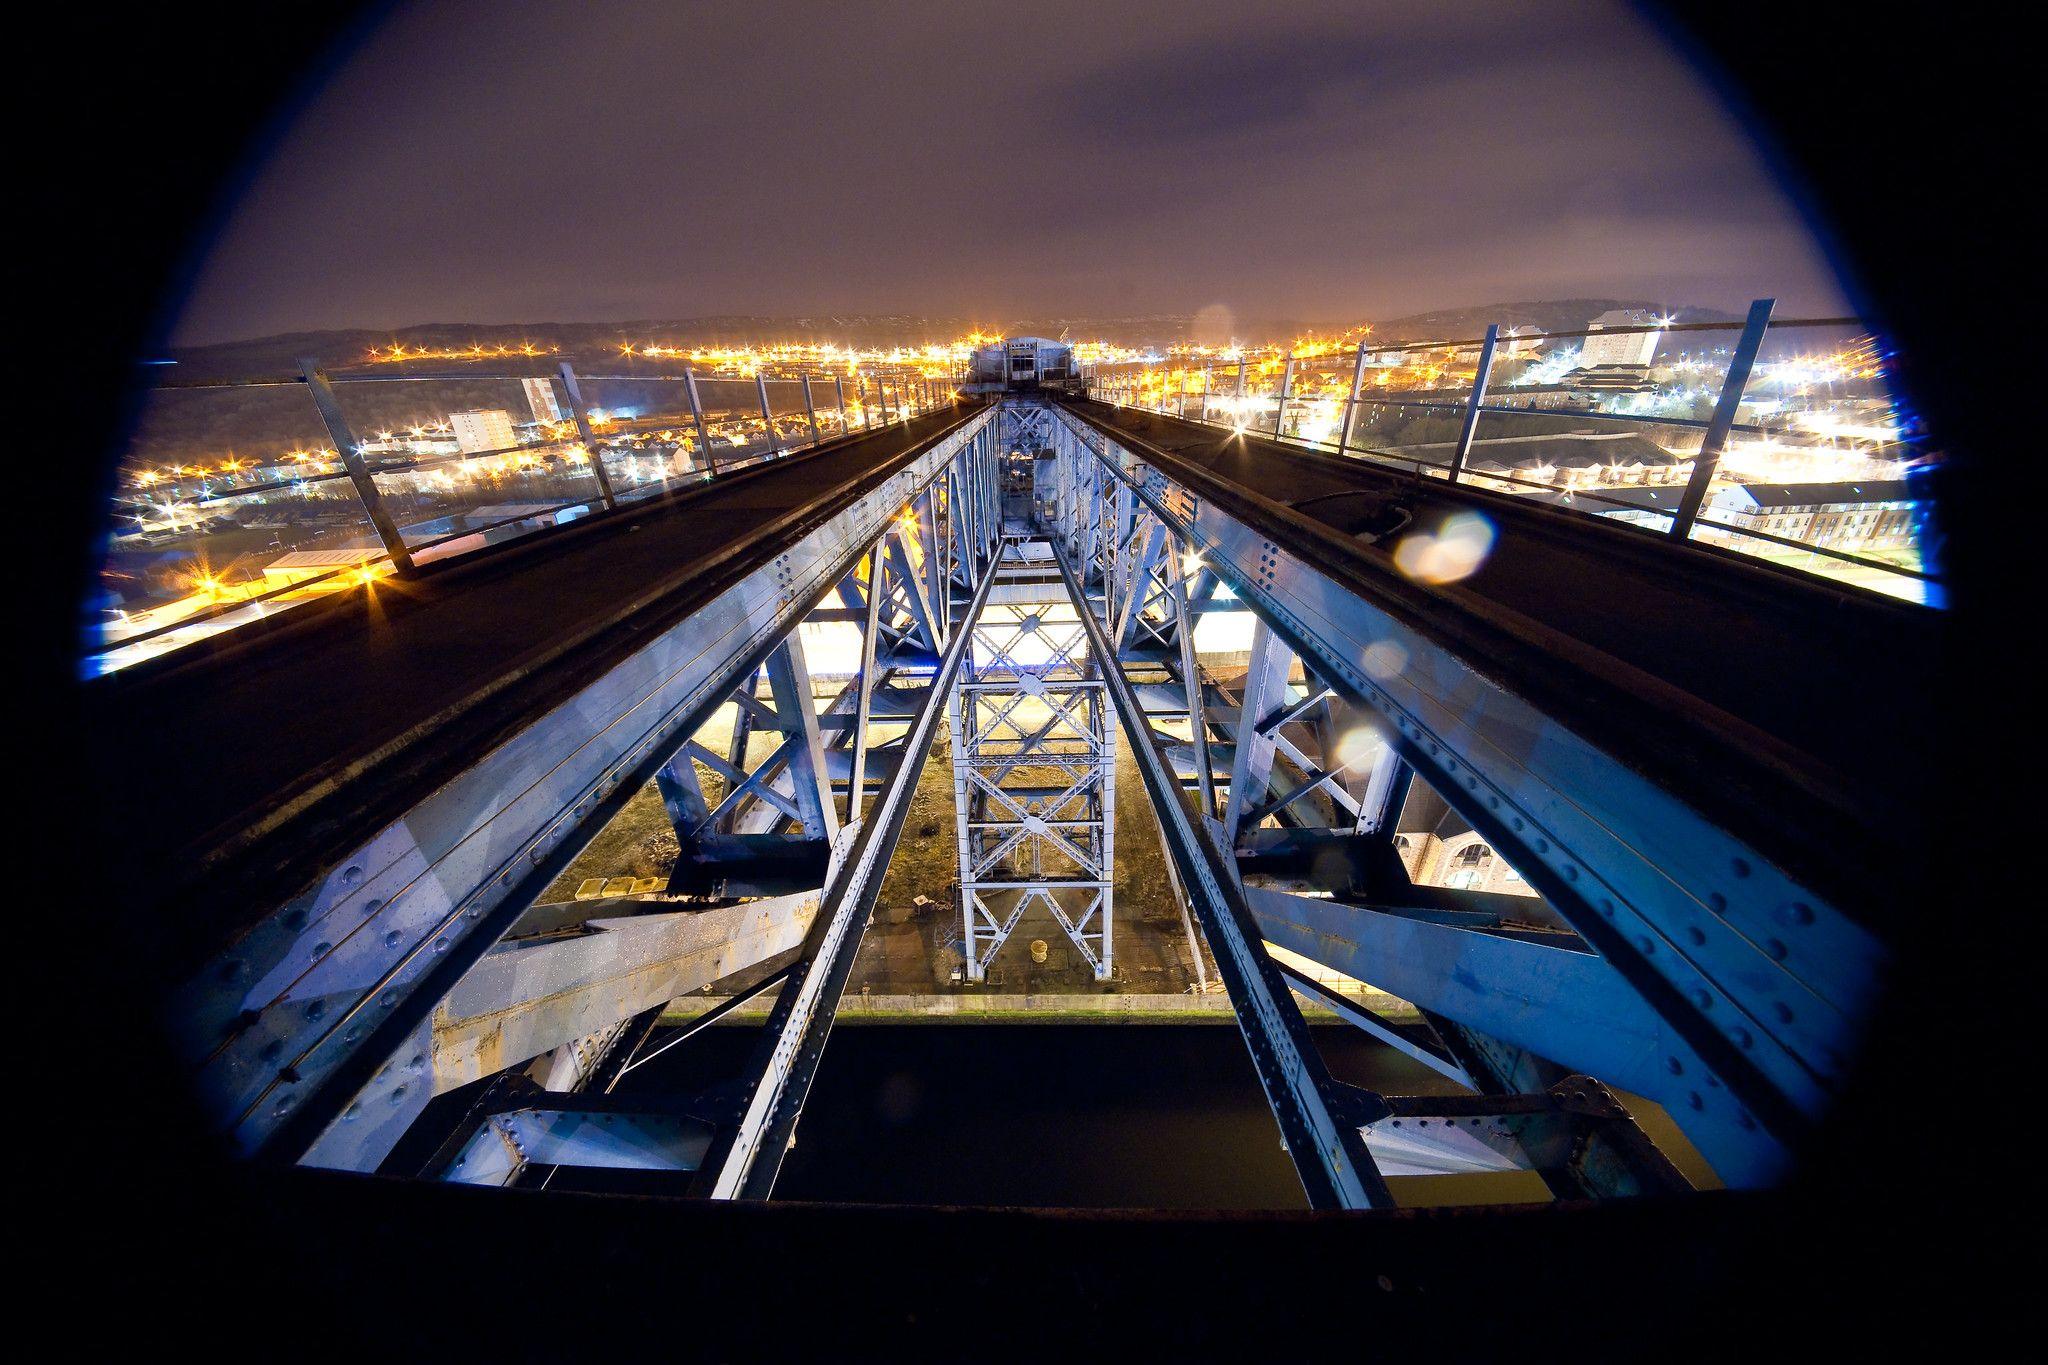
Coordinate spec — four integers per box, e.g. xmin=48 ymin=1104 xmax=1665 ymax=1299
xmin=684 ymin=368 xmax=715 ymax=474
xmin=1235 ymin=358 xmax=1248 ymax=401
xmin=298 ymin=360 xmax=415 ymax=573
xmin=707 ymin=537 xmax=1005 ymax=1200
xmin=847 ymin=546 xmax=884 ymax=823
xmin=1338 ymin=341 xmax=1369 ymax=457
xmin=1094 ymin=675 xmax=1117 ymax=979
xmin=1671 ymin=297 xmax=1775 ymax=537
xmin=1272 ymin=355 xmax=1295 ymax=438
xmin=946 ymin=465 xmax=968 ymax=602
xmin=802 ymin=376 xmax=821 ymax=446
xmin=1168 ymin=536 xmax=1217 ymax=819
xmin=836 ymin=376 xmax=850 ymax=435
xmin=886 ymin=519 xmax=942 ymax=654
xmin=762 ymin=636 xmax=839 ymax=842
xmin=1225 ymin=619 xmax=1293 ymax=848
xmin=1113 ymin=521 xmax=1168 ymax=655
xmin=917 ymin=486 xmax=945 ymax=643
xmin=1050 ymin=545 xmax=1387 ymax=1210
xmin=1445 ymin=324 xmax=1499 ymax=484
xmin=951 ymin=546 xmax=1116 ymax=981
xmin=755 ymin=374 xmax=776 ymax=455
xmin=947 ymin=675 xmax=979 ymax=972
xmin=554 ymin=362 xmax=619 ymax=509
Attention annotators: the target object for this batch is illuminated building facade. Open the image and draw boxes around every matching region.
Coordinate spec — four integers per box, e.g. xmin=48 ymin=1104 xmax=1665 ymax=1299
xmin=1706 ymin=480 xmax=1920 ymax=550
xmin=522 ymin=377 xmax=563 ymax=424
xmin=1580 ymin=309 xmax=1665 ymax=368
xmin=451 ymin=408 xmax=518 ymax=455
xmin=1393 ymin=784 xmax=1541 ymax=900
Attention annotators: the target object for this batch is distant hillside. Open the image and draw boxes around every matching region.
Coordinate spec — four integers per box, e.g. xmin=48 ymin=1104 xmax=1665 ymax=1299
xmin=159 ymin=316 xmax=998 ymax=381
xmin=121 ymin=299 xmax=1748 ymax=465
xmin=159 ymin=299 xmax=1749 ymax=379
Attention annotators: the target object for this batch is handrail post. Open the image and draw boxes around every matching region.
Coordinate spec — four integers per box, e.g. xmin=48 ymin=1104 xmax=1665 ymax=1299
xmin=554 ymin=362 xmax=618 ymax=510
xmin=802 ymin=375 xmax=821 ymax=446
xmin=755 ymin=373 xmax=776 ymax=456
xmin=1272 ymin=355 xmax=1296 ymax=438
xmin=836 ymin=375 xmax=850 ymax=434
xmin=1338 ymin=340 xmax=1369 ymax=457
xmin=1445 ymin=324 xmax=1499 ymax=484
xmin=683 ymin=368 xmax=716 ymax=475
xmin=1670 ymin=297 xmax=1775 ymax=538
xmin=298 ymin=360 xmax=415 ymax=574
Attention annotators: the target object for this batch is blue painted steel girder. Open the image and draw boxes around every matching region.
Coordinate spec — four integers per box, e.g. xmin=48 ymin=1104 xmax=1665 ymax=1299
xmin=177 ymin=410 xmax=999 ymax=1169
xmin=1042 ymin=402 xmax=1885 ymax=1183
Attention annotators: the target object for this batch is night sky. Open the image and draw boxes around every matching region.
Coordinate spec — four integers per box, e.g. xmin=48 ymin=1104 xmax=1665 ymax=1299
xmin=170 ymin=0 xmax=1846 ymax=345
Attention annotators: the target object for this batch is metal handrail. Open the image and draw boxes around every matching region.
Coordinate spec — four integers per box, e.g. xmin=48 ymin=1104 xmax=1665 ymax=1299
xmin=1090 ymin=390 xmax=1937 ymax=591
xmin=134 ymin=366 xmax=967 ymax=392
xmin=1078 ymin=313 xmax=1867 ymax=365
xmin=91 ymin=369 xmax=960 ymax=670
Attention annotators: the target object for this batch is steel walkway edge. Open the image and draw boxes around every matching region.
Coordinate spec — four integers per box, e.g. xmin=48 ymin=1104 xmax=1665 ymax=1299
xmin=89 ymin=407 xmax=980 ymax=972
xmin=1056 ymin=398 xmax=1932 ymax=931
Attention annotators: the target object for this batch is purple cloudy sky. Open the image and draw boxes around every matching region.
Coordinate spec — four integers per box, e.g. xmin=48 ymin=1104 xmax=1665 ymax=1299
xmin=170 ymin=0 xmax=1845 ymax=344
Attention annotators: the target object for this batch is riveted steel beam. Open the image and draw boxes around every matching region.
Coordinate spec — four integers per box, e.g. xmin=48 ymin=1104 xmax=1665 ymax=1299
xmin=1049 ymin=541 xmax=1390 ymax=1210
xmin=1045 ymin=402 xmax=1881 ymax=1184
xmin=179 ymin=410 xmax=995 ymax=1168
xmin=704 ymin=538 xmax=1006 ymax=1199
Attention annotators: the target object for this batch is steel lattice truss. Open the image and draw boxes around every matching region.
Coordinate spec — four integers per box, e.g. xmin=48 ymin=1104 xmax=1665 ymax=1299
xmin=948 ymin=543 xmax=1116 ymax=979
xmin=160 ymin=391 xmax=1893 ymax=1213
xmin=1025 ymin=394 xmax=1888 ymax=1204
xmin=170 ymin=410 xmax=1006 ymax=1190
